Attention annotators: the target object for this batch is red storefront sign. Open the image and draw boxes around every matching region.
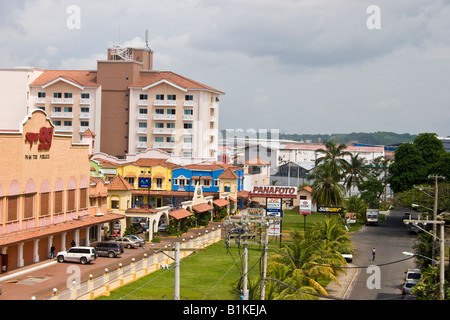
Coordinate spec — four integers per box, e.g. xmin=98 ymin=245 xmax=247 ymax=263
xmin=25 ymin=127 xmax=53 ymax=150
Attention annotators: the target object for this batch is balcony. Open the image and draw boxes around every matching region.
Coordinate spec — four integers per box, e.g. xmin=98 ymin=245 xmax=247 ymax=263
xmin=136 ymin=142 xmax=147 ymax=149
xmin=138 ymin=100 xmax=148 ymax=106
xmin=153 ymin=128 xmax=176 ymax=135
xmin=153 ymin=142 xmax=175 ymax=149
xmin=79 ymin=126 xmax=89 ymax=133
xmin=80 ymin=112 xmax=90 ymax=119
xmin=183 ymin=100 xmax=195 ymax=107
xmin=183 ymin=129 xmax=193 ymax=135
xmin=183 ymin=115 xmax=194 ymax=121
xmin=51 ymin=98 xmax=73 ymax=104
xmin=209 ymin=116 xmax=217 ymax=122
xmin=54 ymin=126 xmax=73 ymax=133
xmin=137 ymin=128 xmax=148 ymax=135
xmin=51 ymin=112 xmax=73 ymax=119
xmin=137 ymin=114 xmax=148 ymax=121
xmin=80 ymin=98 xmax=90 ymax=105
xmin=182 ymin=143 xmax=193 ymax=150
xmin=35 ymin=98 xmax=46 ymax=104
xmin=210 ymin=102 xmax=218 ymax=109
xmin=153 ymin=114 xmax=176 ymax=121
xmin=154 ymin=100 xmax=176 ymax=107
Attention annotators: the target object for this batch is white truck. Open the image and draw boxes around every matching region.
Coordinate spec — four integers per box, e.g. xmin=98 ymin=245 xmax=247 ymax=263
xmin=366 ymin=209 xmax=379 ymax=225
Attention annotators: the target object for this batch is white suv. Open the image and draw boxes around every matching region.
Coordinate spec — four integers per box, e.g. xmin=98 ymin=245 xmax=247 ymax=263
xmin=57 ymin=247 xmax=97 ymax=264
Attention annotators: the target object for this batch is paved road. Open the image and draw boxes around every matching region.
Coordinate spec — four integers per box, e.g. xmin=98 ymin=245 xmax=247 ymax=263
xmin=347 ymin=208 xmax=419 ymax=300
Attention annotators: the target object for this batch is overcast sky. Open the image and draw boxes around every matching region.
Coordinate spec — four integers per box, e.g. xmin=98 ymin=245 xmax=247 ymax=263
xmin=1 ymin=0 xmax=449 ymax=137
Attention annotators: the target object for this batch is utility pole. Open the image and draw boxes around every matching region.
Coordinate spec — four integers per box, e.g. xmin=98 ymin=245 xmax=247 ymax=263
xmin=429 ymin=175 xmax=445 ymax=265
xmin=174 ymin=242 xmax=180 ymax=300
xmin=405 ymin=219 xmax=446 ymax=300
xmin=260 ymin=222 xmax=269 ymax=300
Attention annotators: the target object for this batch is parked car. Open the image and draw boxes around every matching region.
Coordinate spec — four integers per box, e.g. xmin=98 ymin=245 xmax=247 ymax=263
xmin=158 ymin=223 xmax=167 ymax=232
xmin=402 ymin=280 xmax=416 ymax=295
xmin=125 ymin=235 xmax=146 ymax=247
xmin=56 ymin=247 xmax=97 ymax=264
xmin=94 ymin=242 xmax=124 ymax=258
xmin=341 ymin=253 xmax=353 ymax=263
xmin=405 ymin=268 xmax=421 ymax=284
xmin=402 ymin=212 xmax=411 ymax=221
xmin=116 ymin=237 xmax=140 ymax=248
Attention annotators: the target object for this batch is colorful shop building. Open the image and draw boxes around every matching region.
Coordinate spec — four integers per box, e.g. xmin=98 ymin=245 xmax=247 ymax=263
xmin=0 ymin=110 xmax=123 ymax=272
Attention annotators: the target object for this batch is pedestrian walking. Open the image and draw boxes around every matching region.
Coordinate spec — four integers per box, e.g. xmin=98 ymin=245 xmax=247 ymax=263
xmin=372 ymin=248 xmax=376 ymax=261
xmin=50 ymin=245 xmax=55 ymax=259
xmin=71 ymin=240 xmax=76 ymax=247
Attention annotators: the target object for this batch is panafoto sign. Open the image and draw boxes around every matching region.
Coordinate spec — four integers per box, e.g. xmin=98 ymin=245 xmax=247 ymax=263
xmin=250 ymin=186 xmax=297 ymax=198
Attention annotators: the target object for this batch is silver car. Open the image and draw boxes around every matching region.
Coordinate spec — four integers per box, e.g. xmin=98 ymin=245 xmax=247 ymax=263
xmin=56 ymin=247 xmax=97 ymax=264
xmin=125 ymin=235 xmax=146 ymax=247
xmin=116 ymin=237 xmax=140 ymax=248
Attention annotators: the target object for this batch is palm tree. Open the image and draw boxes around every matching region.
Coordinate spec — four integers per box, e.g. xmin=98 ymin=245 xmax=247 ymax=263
xmin=310 ymin=162 xmax=346 ymax=207
xmin=314 ymin=141 xmax=352 ymax=181
xmin=344 ymin=153 xmax=368 ymax=196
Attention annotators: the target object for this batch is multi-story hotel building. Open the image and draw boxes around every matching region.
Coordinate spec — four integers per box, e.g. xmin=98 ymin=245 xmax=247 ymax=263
xmin=29 ymin=70 xmax=102 ymax=150
xmin=0 ymin=43 xmax=223 ymax=160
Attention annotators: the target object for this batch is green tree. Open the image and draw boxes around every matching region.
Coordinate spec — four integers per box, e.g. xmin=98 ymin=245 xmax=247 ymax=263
xmin=413 ymin=133 xmax=446 ymax=167
xmin=358 ymin=178 xmax=384 ymax=208
xmin=314 ymin=141 xmax=352 ymax=181
xmin=310 ymin=162 xmax=346 ymax=206
xmin=344 ymin=153 xmax=368 ymax=196
xmin=388 ymin=143 xmax=427 ymax=193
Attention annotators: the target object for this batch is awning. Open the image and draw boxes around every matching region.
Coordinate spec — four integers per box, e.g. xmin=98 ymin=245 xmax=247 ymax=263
xmin=169 ymin=208 xmax=193 ymax=220
xmin=213 ymin=198 xmax=230 ymax=207
xmin=193 ymin=203 xmax=214 ymax=213
xmin=0 ymin=213 xmax=125 ymax=247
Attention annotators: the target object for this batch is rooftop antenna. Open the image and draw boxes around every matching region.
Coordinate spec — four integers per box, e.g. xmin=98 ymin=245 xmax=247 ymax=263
xmin=145 ymin=29 xmax=150 ymax=50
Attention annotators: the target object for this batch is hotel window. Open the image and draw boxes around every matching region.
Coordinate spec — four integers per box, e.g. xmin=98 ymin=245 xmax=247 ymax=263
xmin=167 ymin=109 xmax=176 ymax=115
xmin=155 ymin=109 xmax=164 ymax=114
xmin=38 ymin=92 xmax=46 ymax=98
xmin=138 ymin=122 xmax=147 ymax=128
xmin=79 ymin=188 xmax=87 ymax=210
xmin=53 ymin=92 xmax=62 ymax=98
xmin=54 ymin=106 xmax=62 ymax=112
xmin=184 ymin=123 xmax=193 ymax=129
xmin=64 ymin=106 xmax=72 ymax=113
xmin=156 ymin=94 xmax=164 ymax=100
xmin=67 ymin=189 xmax=76 ymax=212
xmin=139 ymin=94 xmax=148 ymax=100
xmin=64 ymin=121 xmax=72 ymax=127
xmin=155 ymin=122 xmax=164 ymax=128
xmin=53 ymin=120 xmax=61 ymax=126
xmin=81 ymin=121 xmax=89 ymax=127
xmin=54 ymin=191 xmax=63 ymax=214
xmin=183 ymin=152 xmax=192 ymax=158
xmin=7 ymin=196 xmax=18 ymax=222
xmin=184 ymin=109 xmax=193 ymax=115
xmin=23 ymin=194 xmax=34 ymax=219
xmin=38 ymin=106 xmax=45 ymax=111
xmin=184 ymin=137 xmax=192 ymax=143
xmin=64 ymin=92 xmax=72 ymax=98
xmin=168 ymin=94 xmax=176 ymax=100
xmin=166 ymin=137 xmax=175 ymax=143
xmin=139 ymin=108 xmax=147 ymax=114
xmin=139 ymin=136 xmax=147 ymax=142
xmin=185 ymin=95 xmax=193 ymax=101
xmin=167 ymin=123 xmax=175 ymax=128
xmin=40 ymin=192 xmax=50 ymax=216
xmin=81 ymin=107 xmax=89 ymax=113
xmin=155 ymin=137 xmax=163 ymax=142
xmin=81 ymin=93 xmax=89 ymax=99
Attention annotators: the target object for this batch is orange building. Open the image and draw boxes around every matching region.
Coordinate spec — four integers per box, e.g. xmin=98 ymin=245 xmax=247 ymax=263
xmin=0 ymin=109 xmax=122 ymax=272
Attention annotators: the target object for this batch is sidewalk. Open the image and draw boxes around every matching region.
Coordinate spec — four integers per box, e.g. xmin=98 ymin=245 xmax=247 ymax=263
xmin=319 ymin=264 xmax=359 ymax=300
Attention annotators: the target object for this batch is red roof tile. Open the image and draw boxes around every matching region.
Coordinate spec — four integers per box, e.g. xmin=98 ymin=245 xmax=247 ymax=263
xmin=108 ymin=175 xmax=134 ymax=191
xmin=169 ymin=208 xmax=193 ymax=220
xmin=30 ymin=70 xmax=99 ymax=88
